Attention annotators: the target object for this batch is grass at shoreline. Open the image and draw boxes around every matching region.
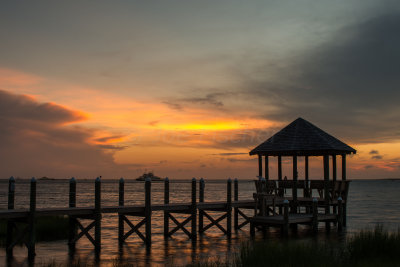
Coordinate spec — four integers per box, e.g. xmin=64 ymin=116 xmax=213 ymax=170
xmin=0 ymin=216 xmax=69 ymax=246
xmin=188 ymin=225 xmax=400 ymax=267
xmin=3 ymin=224 xmax=400 ymax=266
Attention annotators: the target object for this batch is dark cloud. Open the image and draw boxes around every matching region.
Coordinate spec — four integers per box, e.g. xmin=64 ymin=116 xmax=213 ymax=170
xmin=0 ymin=89 xmax=85 ymax=124
xmin=181 ymin=92 xmax=225 ymax=107
xmin=162 ymin=101 xmax=182 ymax=110
xmin=97 ymin=144 xmax=128 ymax=150
xmin=94 ymin=135 xmax=125 ymax=143
xmin=226 ymin=158 xmax=256 ymax=163
xmin=212 ymin=152 xmax=248 ymax=156
xmin=0 ymin=89 xmax=130 ymax=178
xmin=163 ymin=91 xmax=235 ymax=111
xmin=372 ymin=155 xmax=383 ymax=160
xmin=237 ymin=12 xmax=400 ymax=143
xmin=369 ymin=150 xmax=379 ymax=154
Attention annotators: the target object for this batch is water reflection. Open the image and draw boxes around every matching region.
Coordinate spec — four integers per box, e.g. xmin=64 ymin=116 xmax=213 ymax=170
xmin=1 ymin=180 xmax=400 ymax=266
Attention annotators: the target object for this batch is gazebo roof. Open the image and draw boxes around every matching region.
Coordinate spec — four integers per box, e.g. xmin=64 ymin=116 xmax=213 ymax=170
xmin=249 ymin=118 xmax=356 ymax=156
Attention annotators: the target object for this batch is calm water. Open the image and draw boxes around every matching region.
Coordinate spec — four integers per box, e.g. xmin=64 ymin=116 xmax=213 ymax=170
xmin=0 ymin=179 xmax=399 ymax=266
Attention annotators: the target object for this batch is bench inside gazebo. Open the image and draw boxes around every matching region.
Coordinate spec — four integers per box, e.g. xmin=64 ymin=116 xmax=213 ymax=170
xmin=248 ymin=117 xmax=356 ymax=235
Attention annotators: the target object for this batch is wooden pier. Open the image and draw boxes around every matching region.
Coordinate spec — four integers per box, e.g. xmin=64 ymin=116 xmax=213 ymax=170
xmin=0 ymin=176 xmax=346 ymax=261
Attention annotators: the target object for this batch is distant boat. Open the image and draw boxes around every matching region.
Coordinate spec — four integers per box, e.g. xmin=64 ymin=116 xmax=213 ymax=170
xmin=136 ymin=172 xmax=164 ymax=181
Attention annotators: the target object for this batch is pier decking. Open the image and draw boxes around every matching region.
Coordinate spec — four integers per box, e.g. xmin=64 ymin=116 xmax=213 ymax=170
xmin=1 ymin=176 xmax=346 ymax=262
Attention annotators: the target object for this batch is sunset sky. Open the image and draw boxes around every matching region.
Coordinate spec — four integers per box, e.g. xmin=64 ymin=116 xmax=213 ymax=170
xmin=1 ymin=1 xmax=399 ymax=180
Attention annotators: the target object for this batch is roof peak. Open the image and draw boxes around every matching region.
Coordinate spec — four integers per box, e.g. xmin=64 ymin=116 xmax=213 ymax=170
xmin=249 ymin=117 xmax=356 ymax=156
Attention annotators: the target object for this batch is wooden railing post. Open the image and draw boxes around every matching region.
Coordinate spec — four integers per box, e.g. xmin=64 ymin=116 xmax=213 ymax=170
xmin=312 ymin=198 xmax=318 ymax=234
xmin=227 ymin=178 xmax=232 ymax=238
xmin=234 ymin=178 xmax=238 ymax=231
xmin=164 ymin=177 xmax=169 ymax=237
xmin=28 ymin=177 xmax=37 ymax=260
xmin=191 ymin=178 xmax=197 ymax=240
xmin=94 ymin=177 xmax=101 ymax=255
xmin=337 ymin=197 xmax=343 ymax=232
xmin=199 ymin=178 xmax=204 ymax=233
xmin=283 ymin=199 xmax=289 ymax=237
xmin=68 ymin=177 xmax=76 ymax=252
xmin=118 ymin=177 xmax=124 ymax=245
xmin=6 ymin=176 xmax=15 ymax=258
xmin=145 ymin=177 xmax=152 ymax=246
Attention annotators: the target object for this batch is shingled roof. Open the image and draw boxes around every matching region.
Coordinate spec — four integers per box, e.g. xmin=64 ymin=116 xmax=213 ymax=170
xmin=249 ymin=118 xmax=356 ymax=156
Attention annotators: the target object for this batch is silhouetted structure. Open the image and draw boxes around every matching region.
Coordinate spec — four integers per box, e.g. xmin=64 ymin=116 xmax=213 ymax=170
xmin=249 ymin=117 xmax=356 ymax=229
xmin=249 ymin=117 xmax=356 ymax=182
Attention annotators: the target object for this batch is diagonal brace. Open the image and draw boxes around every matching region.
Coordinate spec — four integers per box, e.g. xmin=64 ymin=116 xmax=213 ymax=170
xmin=168 ymin=214 xmax=192 ymax=237
xmin=202 ymin=211 xmax=227 ymax=234
xmin=122 ymin=215 xmax=146 ymax=242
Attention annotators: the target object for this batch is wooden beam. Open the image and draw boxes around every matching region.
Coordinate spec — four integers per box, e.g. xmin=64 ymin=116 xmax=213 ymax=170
xmin=264 ymin=156 xmax=269 ymax=180
xmin=278 ymin=156 xmax=282 ymax=180
xmin=342 ymin=154 xmax=346 ymax=181
xmin=145 ymin=178 xmax=152 ymax=245
xmin=118 ymin=177 xmax=124 ymax=245
xmin=258 ymin=154 xmax=263 ymax=177
xmin=292 ymin=156 xmax=298 ymax=212
xmin=168 ymin=214 xmax=192 ymax=237
xmin=94 ymin=177 xmax=101 ymax=256
xmin=191 ymin=178 xmax=197 ymax=240
xmin=163 ymin=177 xmax=169 ymax=237
xmin=202 ymin=211 xmax=228 ymax=234
xmin=323 ymin=155 xmax=330 ymax=231
xmin=305 ymin=156 xmax=309 ymax=182
xmin=332 ymin=155 xmax=337 ymax=182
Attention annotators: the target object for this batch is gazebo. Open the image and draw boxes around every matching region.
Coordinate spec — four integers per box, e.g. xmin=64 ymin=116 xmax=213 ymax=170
xmin=249 ymin=117 xmax=356 ymax=214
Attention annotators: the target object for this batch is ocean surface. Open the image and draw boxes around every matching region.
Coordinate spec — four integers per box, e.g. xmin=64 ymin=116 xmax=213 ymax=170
xmin=0 ymin=179 xmax=399 ymax=266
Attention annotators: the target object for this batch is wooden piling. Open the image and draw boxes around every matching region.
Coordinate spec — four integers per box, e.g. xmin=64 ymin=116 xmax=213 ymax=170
xmin=227 ymin=178 xmax=232 ymax=238
xmin=118 ymin=177 xmax=124 ymax=244
xmin=305 ymin=156 xmax=309 ymax=197
xmin=312 ymin=198 xmax=318 ymax=234
xmin=278 ymin=156 xmax=282 ymax=181
xmin=6 ymin=176 xmax=15 ymax=258
xmin=292 ymin=155 xmax=298 ymax=213
xmin=94 ymin=177 xmax=101 ymax=255
xmin=191 ymin=178 xmax=197 ymax=240
xmin=337 ymin=197 xmax=343 ymax=232
xmin=323 ymin=155 xmax=331 ymax=231
xmin=145 ymin=177 xmax=152 ymax=245
xmin=199 ymin=178 xmax=204 ymax=233
xmin=342 ymin=154 xmax=347 ymax=226
xmin=258 ymin=155 xmax=263 ymax=177
xmin=332 ymin=156 xmax=337 ymax=215
xmin=234 ymin=178 xmax=238 ymax=231
xmin=28 ymin=177 xmax=37 ymax=260
xmin=164 ymin=177 xmax=169 ymax=237
xmin=68 ymin=177 xmax=76 ymax=252
xmin=265 ymin=156 xmax=269 ymax=180
xmin=283 ymin=199 xmax=289 ymax=237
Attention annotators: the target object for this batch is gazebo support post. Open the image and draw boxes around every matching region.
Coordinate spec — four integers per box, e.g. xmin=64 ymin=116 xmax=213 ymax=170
xmin=305 ymin=156 xmax=309 ymax=197
xmin=342 ymin=154 xmax=346 ymax=181
xmin=258 ymin=155 xmax=262 ymax=178
xmin=323 ymin=155 xmax=330 ymax=231
xmin=332 ymin=155 xmax=337 ymax=215
xmin=342 ymin=154 xmax=347 ymax=226
xmin=278 ymin=155 xmax=283 ymax=214
xmin=265 ymin=156 xmax=269 ymax=181
xmin=292 ymin=155 xmax=298 ymax=214
xmin=278 ymin=156 xmax=282 ymax=180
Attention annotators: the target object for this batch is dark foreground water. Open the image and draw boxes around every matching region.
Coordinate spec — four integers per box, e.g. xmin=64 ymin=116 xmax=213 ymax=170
xmin=0 ymin=179 xmax=399 ymax=266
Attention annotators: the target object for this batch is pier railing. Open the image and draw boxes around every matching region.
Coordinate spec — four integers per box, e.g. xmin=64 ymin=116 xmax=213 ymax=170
xmin=0 ymin=176 xmax=346 ymax=261
xmin=0 ymin=176 xmax=254 ymax=260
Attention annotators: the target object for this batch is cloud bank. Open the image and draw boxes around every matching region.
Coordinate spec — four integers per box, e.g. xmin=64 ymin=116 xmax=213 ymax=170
xmin=0 ymin=89 xmax=130 ymax=178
